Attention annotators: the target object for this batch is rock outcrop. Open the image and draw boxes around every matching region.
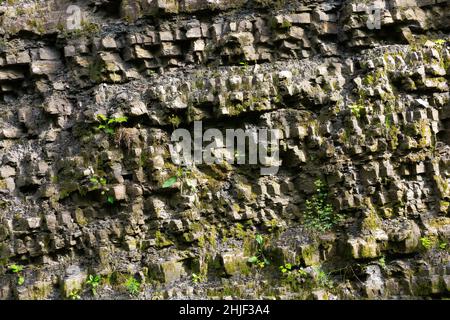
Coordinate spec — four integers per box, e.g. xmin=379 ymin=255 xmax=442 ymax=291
xmin=0 ymin=0 xmax=450 ymax=299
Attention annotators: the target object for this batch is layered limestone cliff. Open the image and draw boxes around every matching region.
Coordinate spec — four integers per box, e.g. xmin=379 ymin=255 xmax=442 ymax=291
xmin=0 ymin=0 xmax=450 ymax=299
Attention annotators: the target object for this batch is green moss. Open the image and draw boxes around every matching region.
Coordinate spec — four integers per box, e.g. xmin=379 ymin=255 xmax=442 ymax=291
xmin=338 ymin=127 xmax=351 ymax=144
xmin=413 ymin=119 xmax=432 ymax=148
xmin=197 ymin=235 xmax=206 ymax=248
xmin=273 ymin=94 xmax=282 ymax=104
xmin=74 ymin=208 xmax=88 ymax=226
xmin=434 ymin=175 xmax=449 ymax=198
xmin=222 ymin=254 xmax=251 ymax=276
xmin=207 ymin=255 xmax=223 ymax=272
xmin=155 ymin=231 xmax=174 ymax=248
xmin=205 ymin=226 xmax=218 ymax=248
xmin=0 ymin=243 xmax=10 ymax=266
xmin=361 ymin=203 xmax=381 ymax=231
xmin=281 ymin=20 xmax=292 ymax=29
xmin=300 ymin=244 xmax=319 ymax=266
xmin=242 ymin=235 xmax=254 ymax=256
xmin=420 ymin=236 xmax=436 ymax=250
xmin=63 ymin=20 xmax=101 ymax=39
xmin=228 ymin=102 xmax=247 ymax=116
xmin=360 ymin=237 xmax=378 ymax=258
xmin=229 ymin=223 xmax=245 ymax=239
xmin=265 ymin=218 xmax=282 ymax=234
xmin=30 ymin=282 xmax=53 ymax=299
xmin=426 ymin=219 xmax=450 ymax=238
xmin=439 ymin=201 xmax=450 ymax=213
xmin=381 ymin=207 xmax=393 ymax=218
xmin=387 ymin=124 xmax=400 ymax=150
xmin=26 ymin=18 xmax=45 ymax=34
xmin=349 ymin=103 xmax=365 ymax=118
xmin=168 ymin=114 xmax=182 ymax=128
xmin=15 ymin=7 xmax=25 ymax=15
xmin=363 ymin=74 xmax=375 ymax=85
xmin=58 ymin=182 xmax=79 ymax=200
xmin=183 ymin=222 xmax=205 ymax=243
xmin=269 ymin=16 xmax=291 ymax=31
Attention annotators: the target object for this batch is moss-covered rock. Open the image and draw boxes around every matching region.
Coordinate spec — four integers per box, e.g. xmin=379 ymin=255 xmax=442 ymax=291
xmin=221 ymin=251 xmax=251 ymax=276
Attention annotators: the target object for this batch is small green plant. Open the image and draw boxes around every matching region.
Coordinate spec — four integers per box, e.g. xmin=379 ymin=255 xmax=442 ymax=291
xmin=86 ymin=174 xmax=114 ymax=204
xmin=420 ymin=236 xmax=433 ymax=250
xmin=191 ymin=273 xmax=204 ymax=284
xmin=125 ymin=277 xmax=141 ymax=296
xmin=168 ymin=114 xmax=182 ymax=129
xmin=27 ymin=18 xmax=45 ymax=34
xmin=107 ymin=195 xmax=115 ymax=204
xmin=434 ymin=39 xmax=446 ymax=46
xmin=96 ymin=114 xmax=128 ymax=135
xmin=8 ymin=264 xmax=25 ymax=286
xmin=86 ymin=274 xmax=101 ymax=295
xmin=16 ymin=7 xmax=25 ymax=15
xmin=297 ymin=268 xmax=308 ymax=278
xmin=162 ymin=176 xmax=178 ymax=188
xmin=65 ymin=20 xmax=101 ymax=39
xmin=247 ymin=234 xmax=270 ymax=268
xmin=349 ymin=103 xmax=365 ymax=118
xmin=162 ymin=167 xmax=196 ymax=195
xmin=384 ymin=115 xmax=391 ymax=130
xmin=239 ymin=61 xmax=249 ymax=70
xmin=303 ymin=180 xmax=343 ymax=232
xmin=17 ymin=276 xmax=24 ymax=286
xmin=9 ymin=264 xmax=23 ymax=273
xmin=89 ymin=176 xmax=107 ymax=191
xmin=363 ymin=74 xmax=375 ymax=85
xmin=68 ymin=290 xmax=81 ymax=300
xmin=378 ymin=256 xmax=386 ymax=269
xmin=439 ymin=241 xmax=447 ymax=250
xmin=265 ymin=218 xmax=281 ymax=233
xmin=279 ymin=264 xmax=308 ymax=290
xmin=279 ymin=263 xmax=292 ymax=274
xmin=315 ymin=268 xmax=333 ymax=289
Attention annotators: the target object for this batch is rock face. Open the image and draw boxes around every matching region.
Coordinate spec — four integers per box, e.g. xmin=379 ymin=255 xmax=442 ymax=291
xmin=0 ymin=0 xmax=450 ymax=300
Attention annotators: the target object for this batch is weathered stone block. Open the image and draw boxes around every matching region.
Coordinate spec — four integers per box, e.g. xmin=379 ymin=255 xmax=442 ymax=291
xmin=160 ymin=42 xmax=182 ymax=56
xmin=31 ymin=61 xmax=62 ymax=75
xmin=101 ymin=36 xmax=117 ymax=49
xmin=299 ymin=244 xmax=321 ymax=266
xmin=290 ymin=13 xmax=311 ymax=24
xmin=387 ymin=220 xmax=421 ymax=254
xmin=149 ymin=259 xmax=186 ymax=283
xmin=221 ymin=251 xmax=250 ymax=276
xmin=39 ymin=47 xmax=61 ymax=60
xmin=61 ymin=265 xmax=86 ymax=298
xmin=113 ymin=185 xmax=127 ymax=201
xmin=348 ymin=237 xmax=381 ymax=259
xmin=0 ymin=69 xmax=25 ymax=80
